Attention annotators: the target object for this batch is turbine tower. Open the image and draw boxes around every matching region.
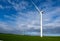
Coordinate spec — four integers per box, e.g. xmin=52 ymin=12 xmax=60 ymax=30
xmin=31 ymin=1 xmax=43 ymax=37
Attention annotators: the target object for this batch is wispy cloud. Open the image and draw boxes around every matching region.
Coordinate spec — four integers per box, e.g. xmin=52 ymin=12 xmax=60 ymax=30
xmin=43 ymin=7 xmax=60 ymax=28
xmin=8 ymin=0 xmax=29 ymax=11
xmin=0 ymin=5 xmax=4 ymax=9
xmin=0 ymin=21 xmax=13 ymax=31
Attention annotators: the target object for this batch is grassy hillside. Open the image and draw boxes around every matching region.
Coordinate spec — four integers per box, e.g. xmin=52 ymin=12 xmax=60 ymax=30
xmin=0 ymin=33 xmax=60 ymax=41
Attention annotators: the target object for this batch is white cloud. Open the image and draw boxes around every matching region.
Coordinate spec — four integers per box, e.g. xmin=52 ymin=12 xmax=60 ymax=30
xmin=43 ymin=7 xmax=60 ymax=29
xmin=4 ymin=15 xmax=16 ymax=20
xmin=15 ymin=7 xmax=60 ymax=31
xmin=16 ymin=11 xmax=40 ymax=31
xmin=8 ymin=0 xmax=29 ymax=11
xmin=0 ymin=0 xmax=29 ymax=11
xmin=0 ymin=5 xmax=12 ymax=9
xmin=0 ymin=21 xmax=13 ymax=31
xmin=0 ymin=5 xmax=4 ymax=9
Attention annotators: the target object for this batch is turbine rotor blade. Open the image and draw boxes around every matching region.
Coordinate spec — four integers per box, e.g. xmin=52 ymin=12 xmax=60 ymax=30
xmin=31 ymin=1 xmax=40 ymax=13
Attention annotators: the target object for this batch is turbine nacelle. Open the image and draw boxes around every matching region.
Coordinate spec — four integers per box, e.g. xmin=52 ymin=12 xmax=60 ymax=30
xmin=40 ymin=11 xmax=44 ymax=14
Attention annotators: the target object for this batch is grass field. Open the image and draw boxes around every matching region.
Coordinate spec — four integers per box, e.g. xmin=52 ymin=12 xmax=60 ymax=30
xmin=0 ymin=33 xmax=60 ymax=41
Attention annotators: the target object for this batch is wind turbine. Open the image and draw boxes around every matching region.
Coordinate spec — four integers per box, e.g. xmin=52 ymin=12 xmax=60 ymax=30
xmin=31 ymin=1 xmax=43 ymax=37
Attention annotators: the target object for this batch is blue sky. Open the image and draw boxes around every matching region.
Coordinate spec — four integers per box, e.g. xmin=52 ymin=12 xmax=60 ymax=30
xmin=0 ymin=0 xmax=60 ymax=36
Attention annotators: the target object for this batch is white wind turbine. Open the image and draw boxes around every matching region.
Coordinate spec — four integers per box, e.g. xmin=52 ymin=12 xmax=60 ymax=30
xmin=31 ymin=1 xmax=43 ymax=37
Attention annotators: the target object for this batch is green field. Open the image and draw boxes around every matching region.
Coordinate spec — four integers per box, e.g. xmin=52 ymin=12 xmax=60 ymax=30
xmin=0 ymin=33 xmax=60 ymax=41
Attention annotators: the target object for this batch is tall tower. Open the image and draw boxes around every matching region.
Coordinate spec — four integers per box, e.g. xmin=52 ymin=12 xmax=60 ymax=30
xmin=32 ymin=1 xmax=43 ymax=37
